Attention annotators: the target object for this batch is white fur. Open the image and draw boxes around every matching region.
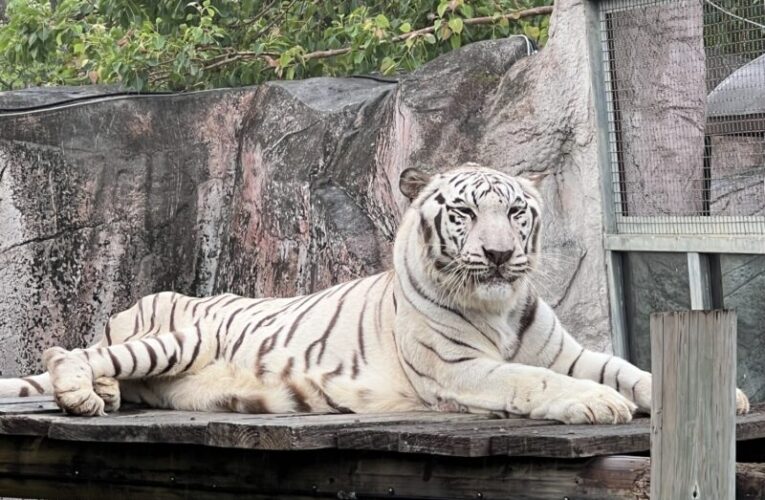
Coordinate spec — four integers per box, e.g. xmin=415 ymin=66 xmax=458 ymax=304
xmin=0 ymin=164 xmax=750 ymax=421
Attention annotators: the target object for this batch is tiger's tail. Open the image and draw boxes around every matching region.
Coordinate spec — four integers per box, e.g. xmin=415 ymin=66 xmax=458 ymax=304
xmin=0 ymin=373 xmax=52 ymax=398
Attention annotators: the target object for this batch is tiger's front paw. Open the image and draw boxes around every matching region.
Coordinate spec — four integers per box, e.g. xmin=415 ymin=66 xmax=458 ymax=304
xmin=43 ymin=347 xmax=105 ymax=417
xmin=737 ymin=388 xmax=750 ymax=415
xmin=533 ymin=381 xmax=636 ymax=425
xmin=94 ymin=377 xmax=121 ymax=413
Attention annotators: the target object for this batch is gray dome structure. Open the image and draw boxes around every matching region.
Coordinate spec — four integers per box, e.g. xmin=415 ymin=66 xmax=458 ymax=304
xmin=708 ymin=53 xmax=765 ymax=118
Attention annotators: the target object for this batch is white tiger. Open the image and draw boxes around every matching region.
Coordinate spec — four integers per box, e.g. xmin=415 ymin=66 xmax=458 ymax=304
xmin=0 ymin=164 xmax=750 ymax=423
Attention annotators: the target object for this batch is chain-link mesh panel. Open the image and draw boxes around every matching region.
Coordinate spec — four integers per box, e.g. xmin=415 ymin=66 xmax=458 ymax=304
xmin=599 ymin=0 xmax=765 ymax=235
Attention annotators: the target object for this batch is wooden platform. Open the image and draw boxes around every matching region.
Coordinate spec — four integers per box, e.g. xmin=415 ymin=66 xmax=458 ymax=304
xmin=0 ymin=397 xmax=762 ymax=499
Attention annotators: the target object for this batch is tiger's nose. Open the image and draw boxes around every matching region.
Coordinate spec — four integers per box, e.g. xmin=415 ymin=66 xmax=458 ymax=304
xmin=483 ymin=247 xmax=513 ymax=266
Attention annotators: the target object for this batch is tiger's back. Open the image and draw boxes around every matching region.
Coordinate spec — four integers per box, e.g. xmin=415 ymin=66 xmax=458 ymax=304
xmin=95 ymin=272 xmax=423 ymax=414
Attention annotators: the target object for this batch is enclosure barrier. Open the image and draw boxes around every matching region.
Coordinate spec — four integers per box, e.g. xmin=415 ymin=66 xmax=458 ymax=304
xmin=651 ymin=310 xmax=737 ymax=499
xmin=586 ymin=0 xmax=765 ymax=360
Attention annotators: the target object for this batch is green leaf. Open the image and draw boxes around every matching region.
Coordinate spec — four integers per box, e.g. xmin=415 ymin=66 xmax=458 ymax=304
xmin=524 ymin=25 xmax=540 ymax=39
xmin=448 ymin=17 xmax=463 ymax=34
xmin=449 ymin=33 xmax=461 ymax=49
xmin=375 ymin=14 xmax=389 ymax=29
xmin=279 ymin=51 xmax=293 ymax=67
xmin=438 ymin=24 xmax=451 ymax=40
xmin=380 ymin=56 xmax=395 ymax=74
xmin=437 ymin=1 xmax=449 ymax=17
xmin=0 ymin=0 xmax=554 ymax=91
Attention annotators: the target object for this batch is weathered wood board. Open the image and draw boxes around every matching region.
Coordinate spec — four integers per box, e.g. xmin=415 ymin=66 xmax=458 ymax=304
xmin=0 ymin=398 xmax=763 ymax=459
xmin=0 ymin=399 xmax=763 ymax=499
xmin=0 ymin=434 xmax=762 ymax=500
xmin=651 ymin=310 xmax=737 ymax=499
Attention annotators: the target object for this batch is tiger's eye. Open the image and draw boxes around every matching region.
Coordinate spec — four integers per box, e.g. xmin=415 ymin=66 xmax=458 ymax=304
xmin=454 ymin=207 xmax=476 ymax=220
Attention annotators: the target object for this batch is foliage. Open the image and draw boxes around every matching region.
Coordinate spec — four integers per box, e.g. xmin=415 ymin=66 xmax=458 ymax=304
xmin=703 ymin=0 xmax=765 ymax=56
xmin=0 ymin=0 xmax=553 ymax=91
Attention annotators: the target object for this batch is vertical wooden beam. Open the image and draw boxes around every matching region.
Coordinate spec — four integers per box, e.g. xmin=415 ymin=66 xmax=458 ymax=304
xmin=650 ymin=310 xmax=736 ymax=500
xmin=687 ymin=252 xmax=713 ymax=310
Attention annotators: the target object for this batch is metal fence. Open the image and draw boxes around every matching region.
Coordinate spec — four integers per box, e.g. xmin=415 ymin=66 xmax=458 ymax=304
xmin=597 ymin=0 xmax=765 ymax=239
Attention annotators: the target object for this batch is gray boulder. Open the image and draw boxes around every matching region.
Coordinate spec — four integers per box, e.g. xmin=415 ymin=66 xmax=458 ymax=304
xmin=0 ymin=0 xmax=613 ymax=376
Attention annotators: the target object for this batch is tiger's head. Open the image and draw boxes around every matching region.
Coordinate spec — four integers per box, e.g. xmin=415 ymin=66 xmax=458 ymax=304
xmin=394 ymin=163 xmax=544 ymax=313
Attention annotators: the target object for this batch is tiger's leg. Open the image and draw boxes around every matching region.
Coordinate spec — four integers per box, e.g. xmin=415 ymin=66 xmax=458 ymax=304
xmin=117 ymin=361 xmax=302 ymax=414
xmin=554 ymin=342 xmax=749 ymax=415
xmin=43 ymin=324 xmax=213 ymax=416
xmin=522 ymin=301 xmax=750 ymax=414
xmin=0 ymin=373 xmax=53 ymax=398
xmin=406 ymin=351 xmax=636 ymax=424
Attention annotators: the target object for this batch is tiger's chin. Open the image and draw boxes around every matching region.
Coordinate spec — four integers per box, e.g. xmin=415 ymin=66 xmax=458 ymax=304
xmin=461 ymin=273 xmax=528 ymax=314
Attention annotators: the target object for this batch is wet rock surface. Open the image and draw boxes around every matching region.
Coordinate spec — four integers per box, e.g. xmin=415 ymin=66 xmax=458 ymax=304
xmin=0 ymin=0 xmax=614 ymax=376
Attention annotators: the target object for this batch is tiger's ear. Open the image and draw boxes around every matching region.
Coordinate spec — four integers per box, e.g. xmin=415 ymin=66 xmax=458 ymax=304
xmin=522 ymin=171 xmax=549 ymax=189
xmin=399 ymin=168 xmax=431 ymax=201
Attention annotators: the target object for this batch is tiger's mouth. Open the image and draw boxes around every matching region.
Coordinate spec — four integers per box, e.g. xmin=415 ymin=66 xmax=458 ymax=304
xmin=472 ymin=267 xmax=522 ymax=285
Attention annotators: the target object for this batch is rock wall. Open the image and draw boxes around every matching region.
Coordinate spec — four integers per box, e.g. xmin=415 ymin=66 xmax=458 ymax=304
xmin=0 ymin=0 xmax=614 ymax=376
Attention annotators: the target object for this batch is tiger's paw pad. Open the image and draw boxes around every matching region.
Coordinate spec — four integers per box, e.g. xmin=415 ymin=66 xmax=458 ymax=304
xmin=542 ymin=383 xmax=636 ymax=425
xmin=43 ymin=347 xmax=105 ymax=417
xmin=737 ymin=388 xmax=750 ymax=415
xmin=94 ymin=377 xmax=121 ymax=413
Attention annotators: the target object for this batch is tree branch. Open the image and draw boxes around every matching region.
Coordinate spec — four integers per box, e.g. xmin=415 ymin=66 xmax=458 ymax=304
xmin=150 ymin=5 xmax=554 ymax=84
xmin=394 ymin=6 xmax=554 ymax=43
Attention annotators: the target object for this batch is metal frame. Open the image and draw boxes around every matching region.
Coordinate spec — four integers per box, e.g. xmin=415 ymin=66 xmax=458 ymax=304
xmin=587 ymin=0 xmax=765 ymax=356
xmin=604 ymin=234 xmax=765 ymax=254
xmin=585 ymin=0 xmax=631 ymax=358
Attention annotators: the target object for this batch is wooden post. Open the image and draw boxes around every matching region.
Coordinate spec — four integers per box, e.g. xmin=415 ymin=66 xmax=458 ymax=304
xmin=650 ymin=310 xmax=736 ymax=499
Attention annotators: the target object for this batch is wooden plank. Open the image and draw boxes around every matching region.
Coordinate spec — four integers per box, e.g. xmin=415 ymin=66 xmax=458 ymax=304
xmin=0 ymin=477 xmax=261 ymax=500
xmin=0 ymin=413 xmax=68 ymax=436
xmin=205 ymin=411 xmax=489 ymax=449
xmin=343 ymin=407 xmax=765 ymax=458
xmin=491 ymin=419 xmax=652 ymax=458
xmin=736 ymin=463 xmax=765 ymax=499
xmin=0 ymin=433 xmax=660 ymax=500
xmin=337 ymin=418 xmax=556 ymax=457
xmin=0 ymin=404 xmax=764 ymax=457
xmin=0 ymin=396 xmax=60 ymax=415
xmin=651 ymin=310 xmax=737 ymax=500
xmin=46 ymin=409 xmax=217 ymax=445
xmin=736 ymin=404 xmax=765 ymax=441
xmin=0 ymin=396 xmax=56 ymax=405
xmin=0 ymin=431 xmax=763 ymax=499
xmin=339 ymin=418 xmax=650 ymax=459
